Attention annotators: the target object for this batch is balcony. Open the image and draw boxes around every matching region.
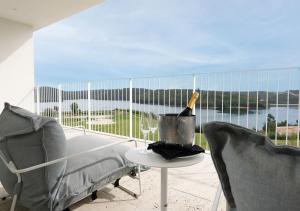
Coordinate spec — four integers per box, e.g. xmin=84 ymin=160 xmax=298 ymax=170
xmin=0 ymin=68 xmax=299 ymax=211
xmin=1 ymin=0 xmax=299 ymax=210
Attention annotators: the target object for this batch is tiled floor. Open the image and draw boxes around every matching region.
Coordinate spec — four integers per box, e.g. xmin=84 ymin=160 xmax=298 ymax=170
xmin=0 ymin=129 xmax=226 ymax=211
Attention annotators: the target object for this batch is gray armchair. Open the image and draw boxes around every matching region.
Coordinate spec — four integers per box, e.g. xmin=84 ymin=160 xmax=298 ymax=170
xmin=204 ymin=121 xmax=300 ymax=211
xmin=0 ymin=103 xmax=139 ymax=211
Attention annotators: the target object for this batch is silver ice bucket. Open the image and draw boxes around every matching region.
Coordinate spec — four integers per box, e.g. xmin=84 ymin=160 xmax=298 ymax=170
xmin=158 ymin=114 xmax=195 ymax=145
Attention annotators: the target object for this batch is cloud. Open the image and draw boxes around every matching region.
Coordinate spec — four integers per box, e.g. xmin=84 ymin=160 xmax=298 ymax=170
xmin=34 ymin=0 xmax=300 ymax=83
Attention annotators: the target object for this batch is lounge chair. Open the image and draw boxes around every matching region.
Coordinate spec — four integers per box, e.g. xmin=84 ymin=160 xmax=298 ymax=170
xmin=0 ymin=103 xmax=141 ymax=211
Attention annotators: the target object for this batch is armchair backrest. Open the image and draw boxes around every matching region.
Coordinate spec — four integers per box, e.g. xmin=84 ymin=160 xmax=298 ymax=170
xmin=0 ymin=103 xmax=67 ymax=210
xmin=204 ymin=121 xmax=300 ymax=211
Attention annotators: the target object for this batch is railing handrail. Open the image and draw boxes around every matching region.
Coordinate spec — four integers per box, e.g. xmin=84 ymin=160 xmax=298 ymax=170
xmin=35 ymin=66 xmax=300 ymax=86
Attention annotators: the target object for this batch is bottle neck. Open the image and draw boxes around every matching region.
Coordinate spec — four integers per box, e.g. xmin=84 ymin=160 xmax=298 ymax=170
xmin=187 ymin=97 xmax=197 ymax=109
xmin=187 ymin=92 xmax=199 ymax=109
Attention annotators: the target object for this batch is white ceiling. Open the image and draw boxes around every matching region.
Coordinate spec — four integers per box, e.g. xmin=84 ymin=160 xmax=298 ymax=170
xmin=0 ymin=0 xmax=104 ymax=30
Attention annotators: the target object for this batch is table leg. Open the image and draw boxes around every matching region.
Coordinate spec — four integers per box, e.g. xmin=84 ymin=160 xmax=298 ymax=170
xmin=138 ymin=164 xmax=142 ymax=196
xmin=161 ymin=167 xmax=168 ymax=211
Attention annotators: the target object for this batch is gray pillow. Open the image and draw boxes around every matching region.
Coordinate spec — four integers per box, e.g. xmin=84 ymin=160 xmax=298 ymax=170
xmin=204 ymin=121 xmax=300 ymax=211
xmin=0 ymin=103 xmax=66 ymax=210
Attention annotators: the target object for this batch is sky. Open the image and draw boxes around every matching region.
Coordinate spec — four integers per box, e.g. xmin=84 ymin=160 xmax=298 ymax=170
xmin=34 ymin=0 xmax=300 ymax=84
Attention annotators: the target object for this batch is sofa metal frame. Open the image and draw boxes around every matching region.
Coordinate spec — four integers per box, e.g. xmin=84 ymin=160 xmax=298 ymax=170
xmin=0 ymin=138 xmax=142 ymax=211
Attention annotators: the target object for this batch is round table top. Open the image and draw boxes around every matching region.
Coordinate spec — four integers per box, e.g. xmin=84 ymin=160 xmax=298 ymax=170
xmin=125 ymin=148 xmax=204 ymax=168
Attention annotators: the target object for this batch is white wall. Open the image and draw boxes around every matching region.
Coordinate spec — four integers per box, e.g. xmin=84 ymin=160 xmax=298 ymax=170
xmin=0 ymin=17 xmax=34 ymax=112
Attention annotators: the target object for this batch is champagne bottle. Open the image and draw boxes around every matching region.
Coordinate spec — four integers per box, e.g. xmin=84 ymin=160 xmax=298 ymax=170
xmin=177 ymin=92 xmax=199 ymax=117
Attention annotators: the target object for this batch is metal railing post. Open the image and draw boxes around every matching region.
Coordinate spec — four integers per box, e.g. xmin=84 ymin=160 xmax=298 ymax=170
xmin=36 ymin=86 xmax=40 ymax=115
xmin=192 ymin=74 xmax=196 ymax=115
xmin=88 ymin=82 xmax=91 ymax=131
xmin=298 ymin=86 xmax=300 ymax=147
xmin=297 ymin=67 xmax=300 ymax=147
xmin=286 ymin=72 xmax=291 ymax=145
xmin=192 ymin=75 xmax=196 ymax=145
xmin=58 ymin=84 xmax=62 ymax=124
xmin=129 ymin=79 xmax=133 ymax=139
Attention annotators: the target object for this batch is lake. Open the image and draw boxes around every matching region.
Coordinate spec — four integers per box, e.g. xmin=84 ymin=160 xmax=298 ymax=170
xmin=39 ymin=99 xmax=300 ymax=130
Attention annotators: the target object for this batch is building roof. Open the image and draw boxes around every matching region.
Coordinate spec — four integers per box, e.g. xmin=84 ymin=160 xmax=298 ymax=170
xmin=0 ymin=0 xmax=103 ymax=29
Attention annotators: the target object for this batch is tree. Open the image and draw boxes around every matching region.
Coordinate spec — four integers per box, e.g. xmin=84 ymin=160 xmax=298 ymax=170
xmin=262 ymin=114 xmax=276 ymax=138
xmin=262 ymin=114 xmax=276 ymax=131
xmin=70 ymin=102 xmax=79 ymax=115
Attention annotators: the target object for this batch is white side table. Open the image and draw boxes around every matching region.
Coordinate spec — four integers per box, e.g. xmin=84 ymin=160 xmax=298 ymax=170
xmin=125 ymin=148 xmax=204 ymax=211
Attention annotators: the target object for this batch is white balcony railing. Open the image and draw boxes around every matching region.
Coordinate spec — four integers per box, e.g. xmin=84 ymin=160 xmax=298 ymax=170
xmin=35 ymin=67 xmax=300 ymax=149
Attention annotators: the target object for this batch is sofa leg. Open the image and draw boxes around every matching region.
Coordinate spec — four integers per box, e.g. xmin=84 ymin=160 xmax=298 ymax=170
xmin=117 ymin=185 xmax=138 ymax=198
xmin=129 ymin=170 xmax=136 ymax=177
xmin=113 ymin=179 xmax=120 ymax=187
xmin=113 ymin=178 xmax=138 ymax=199
xmin=91 ymin=191 xmax=98 ymax=201
xmin=10 ymin=193 xmax=18 ymax=211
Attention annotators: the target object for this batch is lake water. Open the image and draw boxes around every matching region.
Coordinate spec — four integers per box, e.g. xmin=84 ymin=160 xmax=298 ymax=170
xmin=39 ymin=99 xmax=300 ymax=130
